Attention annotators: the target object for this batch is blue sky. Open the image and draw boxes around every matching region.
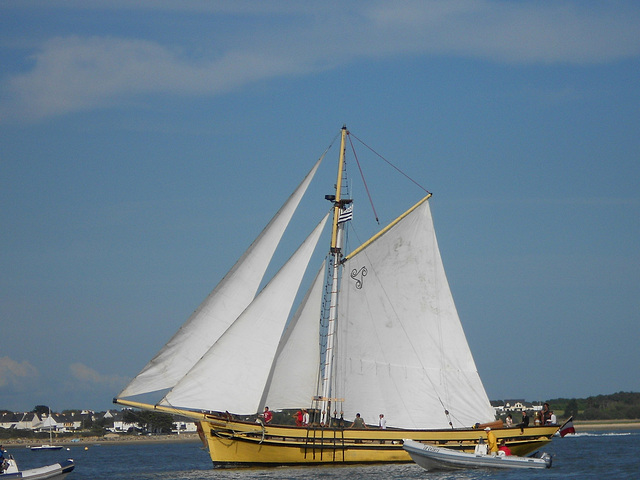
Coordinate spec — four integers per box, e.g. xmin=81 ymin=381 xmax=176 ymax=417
xmin=1 ymin=1 xmax=639 ymax=413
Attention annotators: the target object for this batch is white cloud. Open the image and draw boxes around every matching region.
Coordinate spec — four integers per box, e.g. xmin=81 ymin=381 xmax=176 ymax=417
xmin=0 ymin=356 xmax=39 ymax=387
xmin=69 ymin=362 xmax=129 ymax=388
xmin=360 ymin=1 xmax=640 ymax=66
xmin=1 ymin=1 xmax=639 ymax=121
xmin=1 ymin=35 xmax=313 ymax=122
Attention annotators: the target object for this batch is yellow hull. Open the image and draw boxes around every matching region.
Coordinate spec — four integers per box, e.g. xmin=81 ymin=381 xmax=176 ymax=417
xmin=112 ymin=400 xmax=558 ymax=466
xmin=202 ymin=416 xmax=558 ymax=466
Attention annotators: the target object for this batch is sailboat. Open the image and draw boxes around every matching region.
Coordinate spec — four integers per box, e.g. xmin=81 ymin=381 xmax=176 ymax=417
xmin=30 ymin=409 xmax=63 ymax=451
xmin=115 ymin=126 xmax=559 ymax=466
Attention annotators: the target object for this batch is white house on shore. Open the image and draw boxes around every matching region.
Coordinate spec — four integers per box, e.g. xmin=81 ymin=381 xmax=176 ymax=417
xmin=492 ymin=400 xmax=545 ymax=416
xmin=0 ymin=409 xmax=196 ymax=435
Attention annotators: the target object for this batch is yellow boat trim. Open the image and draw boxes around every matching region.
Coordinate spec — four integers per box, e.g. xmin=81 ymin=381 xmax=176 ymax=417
xmin=113 ymin=398 xmax=207 ymax=422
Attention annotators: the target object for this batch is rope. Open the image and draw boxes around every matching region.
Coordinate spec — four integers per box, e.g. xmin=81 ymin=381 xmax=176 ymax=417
xmin=349 ymin=131 xmax=431 ymax=195
xmin=347 ymin=132 xmax=379 ymax=224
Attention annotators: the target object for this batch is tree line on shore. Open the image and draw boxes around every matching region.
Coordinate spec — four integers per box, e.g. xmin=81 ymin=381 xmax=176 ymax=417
xmin=547 ymin=391 xmax=640 ymax=420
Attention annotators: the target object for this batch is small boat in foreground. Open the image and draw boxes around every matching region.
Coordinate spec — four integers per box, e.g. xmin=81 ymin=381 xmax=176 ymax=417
xmin=1 ymin=455 xmax=74 ymax=479
xmin=403 ymin=438 xmax=552 ymax=471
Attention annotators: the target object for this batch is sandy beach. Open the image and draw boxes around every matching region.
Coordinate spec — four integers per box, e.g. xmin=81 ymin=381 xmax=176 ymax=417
xmin=2 ymin=432 xmax=202 ymax=448
xmin=572 ymin=420 xmax=640 ymax=431
xmin=2 ymin=421 xmax=638 ymax=448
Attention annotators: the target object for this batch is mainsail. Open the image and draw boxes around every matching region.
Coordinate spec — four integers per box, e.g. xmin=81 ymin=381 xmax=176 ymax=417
xmin=335 ymin=196 xmax=495 ymax=428
xmin=119 ymin=158 xmax=322 ymax=398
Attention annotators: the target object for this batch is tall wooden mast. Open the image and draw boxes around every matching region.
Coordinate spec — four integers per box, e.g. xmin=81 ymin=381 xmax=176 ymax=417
xmin=330 ymin=125 xmax=348 ymax=250
xmin=319 ymin=125 xmax=349 ymax=423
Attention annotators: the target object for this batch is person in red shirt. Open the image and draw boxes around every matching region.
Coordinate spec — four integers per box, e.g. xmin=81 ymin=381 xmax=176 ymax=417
xmin=261 ymin=406 xmax=273 ymax=424
xmin=498 ymin=439 xmax=512 ymax=456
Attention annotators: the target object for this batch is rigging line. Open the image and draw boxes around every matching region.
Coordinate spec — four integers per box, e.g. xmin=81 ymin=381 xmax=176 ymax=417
xmin=447 ymin=409 xmax=466 ymax=428
xmin=347 ymin=132 xmax=379 ymax=224
xmin=349 ymin=132 xmax=431 ymax=195
xmin=322 ymin=129 xmax=342 ymax=160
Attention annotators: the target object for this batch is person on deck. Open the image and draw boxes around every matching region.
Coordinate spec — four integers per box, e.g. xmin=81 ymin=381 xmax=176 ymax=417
xmin=517 ymin=410 xmax=530 ymax=430
xmin=350 ymin=413 xmax=367 ymax=429
xmin=302 ymin=409 xmax=309 ymax=426
xmin=261 ymin=406 xmax=273 ymax=424
xmin=505 ymin=414 xmax=513 ymax=427
xmin=484 ymin=427 xmax=499 ymax=455
xmin=541 ymin=402 xmax=551 ymax=425
xmin=378 ymin=414 xmax=386 ymax=429
xmin=294 ymin=410 xmax=303 ymax=426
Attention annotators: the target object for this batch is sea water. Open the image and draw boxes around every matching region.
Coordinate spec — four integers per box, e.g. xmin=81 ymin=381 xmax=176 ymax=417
xmin=6 ymin=430 xmax=639 ymax=479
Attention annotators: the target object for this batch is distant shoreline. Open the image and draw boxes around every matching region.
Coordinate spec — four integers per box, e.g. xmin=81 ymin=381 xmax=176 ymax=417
xmin=2 ymin=432 xmax=201 ymax=448
xmin=573 ymin=420 xmax=640 ymax=431
xmin=2 ymin=421 xmax=639 ymax=448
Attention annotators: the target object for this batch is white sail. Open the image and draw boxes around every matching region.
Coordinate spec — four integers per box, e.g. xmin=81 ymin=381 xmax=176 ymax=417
xmin=159 ymin=214 xmax=329 ymax=413
xmin=41 ymin=414 xmax=57 ymax=430
xmin=118 ymin=158 xmax=322 ymax=398
xmin=335 ymin=197 xmax=495 ymax=429
xmin=262 ymin=261 xmax=326 ymax=410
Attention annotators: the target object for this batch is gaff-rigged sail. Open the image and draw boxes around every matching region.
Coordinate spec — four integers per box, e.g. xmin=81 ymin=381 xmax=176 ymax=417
xmin=335 ymin=196 xmax=495 ymax=429
xmin=118 ymin=158 xmax=322 ymax=399
xmin=159 ymin=214 xmax=329 ymax=414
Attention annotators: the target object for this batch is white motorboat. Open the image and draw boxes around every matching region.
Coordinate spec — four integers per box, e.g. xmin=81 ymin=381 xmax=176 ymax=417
xmin=403 ymin=438 xmax=552 ymax=471
xmin=1 ymin=454 xmax=74 ymax=479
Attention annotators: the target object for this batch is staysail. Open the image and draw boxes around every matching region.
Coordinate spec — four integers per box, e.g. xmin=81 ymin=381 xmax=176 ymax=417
xmin=159 ymin=214 xmax=329 ymax=413
xmin=335 ymin=196 xmax=495 ymax=429
xmin=118 ymin=158 xmax=322 ymax=399
xmin=262 ymin=261 xmax=327 ymax=410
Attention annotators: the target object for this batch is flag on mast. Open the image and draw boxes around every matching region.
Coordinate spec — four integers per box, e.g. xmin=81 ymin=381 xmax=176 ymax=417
xmin=338 ymin=205 xmax=353 ymax=223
